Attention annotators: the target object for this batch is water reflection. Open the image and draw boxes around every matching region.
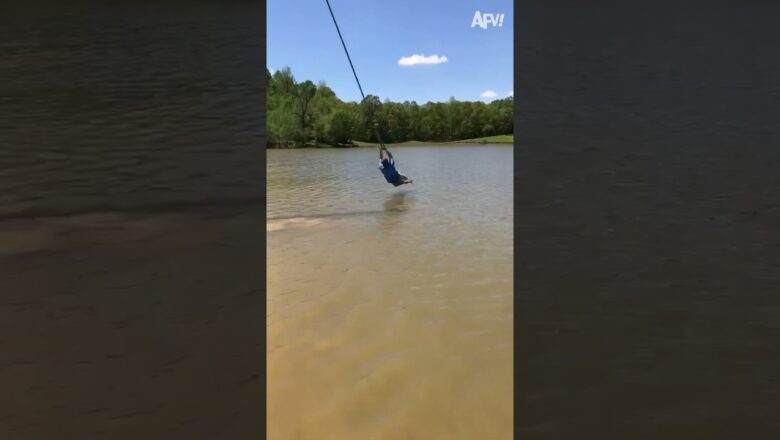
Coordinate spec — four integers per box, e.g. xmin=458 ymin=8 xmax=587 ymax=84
xmin=380 ymin=191 xmax=415 ymax=231
xmin=383 ymin=191 xmax=415 ymax=214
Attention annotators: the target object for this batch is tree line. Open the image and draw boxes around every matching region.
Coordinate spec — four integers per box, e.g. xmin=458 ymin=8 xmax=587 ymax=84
xmin=267 ymin=67 xmax=513 ymax=147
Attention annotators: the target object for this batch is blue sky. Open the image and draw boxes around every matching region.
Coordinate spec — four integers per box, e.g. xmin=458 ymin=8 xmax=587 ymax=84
xmin=268 ymin=0 xmax=513 ymax=103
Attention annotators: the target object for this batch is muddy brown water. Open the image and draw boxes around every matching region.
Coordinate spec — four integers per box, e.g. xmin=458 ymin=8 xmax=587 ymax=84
xmin=267 ymin=146 xmax=513 ymax=439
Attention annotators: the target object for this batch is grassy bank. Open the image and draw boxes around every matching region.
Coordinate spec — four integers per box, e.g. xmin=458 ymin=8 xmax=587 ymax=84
xmin=350 ymin=134 xmax=513 ymax=147
xmin=269 ymin=134 xmax=514 ymax=149
xmin=449 ymin=134 xmax=513 ymax=144
xmin=267 ymin=142 xmax=361 ymax=149
xmin=350 ymin=140 xmax=435 ymax=147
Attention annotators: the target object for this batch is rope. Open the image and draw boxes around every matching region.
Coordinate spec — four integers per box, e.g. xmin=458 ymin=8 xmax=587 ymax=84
xmin=324 ymin=0 xmax=386 ymax=150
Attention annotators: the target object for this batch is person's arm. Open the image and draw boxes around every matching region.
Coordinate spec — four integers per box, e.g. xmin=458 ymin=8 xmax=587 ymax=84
xmin=380 ymin=145 xmax=393 ymax=160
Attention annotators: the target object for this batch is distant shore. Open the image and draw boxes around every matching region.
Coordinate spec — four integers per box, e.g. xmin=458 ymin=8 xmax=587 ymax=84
xmin=267 ymin=134 xmax=514 ymax=149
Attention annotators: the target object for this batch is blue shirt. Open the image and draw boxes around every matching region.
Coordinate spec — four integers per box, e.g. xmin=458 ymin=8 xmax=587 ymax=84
xmin=379 ymin=158 xmax=402 ymax=184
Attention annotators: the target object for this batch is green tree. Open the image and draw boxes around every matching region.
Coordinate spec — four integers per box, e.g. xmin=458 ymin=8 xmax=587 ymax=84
xmin=360 ymin=95 xmax=383 ymax=141
xmin=272 ymin=67 xmax=296 ymax=95
xmin=292 ymin=80 xmax=317 ymax=145
xmin=328 ymin=110 xmax=355 ymax=144
xmin=311 ymin=83 xmax=340 ymax=143
xmin=266 ymin=66 xmax=513 ymax=147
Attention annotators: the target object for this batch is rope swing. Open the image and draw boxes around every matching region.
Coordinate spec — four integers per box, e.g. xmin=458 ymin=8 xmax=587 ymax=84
xmin=324 ymin=0 xmax=386 ymax=150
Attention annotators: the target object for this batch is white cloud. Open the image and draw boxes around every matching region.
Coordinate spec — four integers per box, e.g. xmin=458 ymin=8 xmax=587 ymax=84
xmin=398 ymin=54 xmax=448 ymax=66
xmin=480 ymin=90 xmax=498 ymax=99
xmin=507 ymin=90 xmax=514 ymax=97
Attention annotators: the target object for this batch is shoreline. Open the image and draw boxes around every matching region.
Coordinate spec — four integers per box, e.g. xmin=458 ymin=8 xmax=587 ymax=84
xmin=267 ymin=135 xmax=514 ymax=149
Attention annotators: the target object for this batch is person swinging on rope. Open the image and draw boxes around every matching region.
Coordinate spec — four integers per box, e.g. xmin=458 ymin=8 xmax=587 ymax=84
xmin=379 ymin=144 xmax=413 ymax=186
xmin=323 ymin=0 xmax=411 ymax=186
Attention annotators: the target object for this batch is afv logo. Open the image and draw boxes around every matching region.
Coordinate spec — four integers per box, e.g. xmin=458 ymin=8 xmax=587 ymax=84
xmin=471 ymin=11 xmax=505 ymax=29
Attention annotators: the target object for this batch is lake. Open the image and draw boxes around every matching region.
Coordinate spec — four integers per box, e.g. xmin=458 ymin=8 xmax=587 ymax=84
xmin=267 ymin=145 xmax=513 ymax=439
